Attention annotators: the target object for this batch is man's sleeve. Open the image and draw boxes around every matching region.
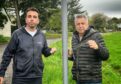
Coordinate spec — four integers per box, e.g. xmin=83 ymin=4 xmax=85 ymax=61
xmin=42 ymin=35 xmax=51 ymax=57
xmin=0 ymin=32 xmax=18 ymax=77
xmin=68 ymin=34 xmax=78 ymax=61
xmin=95 ymin=33 xmax=109 ymax=60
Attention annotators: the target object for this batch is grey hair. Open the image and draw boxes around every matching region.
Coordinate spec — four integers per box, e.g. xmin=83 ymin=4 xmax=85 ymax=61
xmin=74 ymin=14 xmax=88 ymax=22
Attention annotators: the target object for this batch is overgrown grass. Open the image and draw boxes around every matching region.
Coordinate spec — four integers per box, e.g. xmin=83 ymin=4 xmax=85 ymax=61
xmin=102 ymin=32 xmax=121 ymax=83
xmin=45 ymin=33 xmax=62 ymax=39
xmin=42 ymin=32 xmax=121 ymax=84
xmin=43 ymin=41 xmax=63 ymax=84
xmin=45 ymin=32 xmax=72 ymax=39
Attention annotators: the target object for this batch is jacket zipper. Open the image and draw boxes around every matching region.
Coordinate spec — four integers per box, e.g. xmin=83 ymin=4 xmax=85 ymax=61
xmin=76 ymin=35 xmax=84 ymax=81
xmin=32 ymin=37 xmax=35 ymax=76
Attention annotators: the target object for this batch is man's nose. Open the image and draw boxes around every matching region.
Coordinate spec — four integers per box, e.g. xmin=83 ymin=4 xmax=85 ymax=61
xmin=30 ymin=17 xmax=34 ymax=21
xmin=79 ymin=24 xmax=82 ymax=27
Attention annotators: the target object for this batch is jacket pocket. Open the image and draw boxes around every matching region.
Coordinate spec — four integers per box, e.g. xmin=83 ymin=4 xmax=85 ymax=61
xmin=35 ymin=60 xmax=44 ymax=74
xmin=15 ymin=58 xmax=28 ymax=72
xmin=16 ymin=61 xmax=25 ymax=72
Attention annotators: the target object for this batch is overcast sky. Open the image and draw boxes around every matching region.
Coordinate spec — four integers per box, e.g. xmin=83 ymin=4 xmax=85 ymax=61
xmin=80 ymin=0 xmax=121 ymax=18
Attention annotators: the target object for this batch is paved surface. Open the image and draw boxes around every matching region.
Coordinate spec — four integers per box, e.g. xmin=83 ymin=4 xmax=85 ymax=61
xmin=0 ymin=38 xmax=60 ymax=84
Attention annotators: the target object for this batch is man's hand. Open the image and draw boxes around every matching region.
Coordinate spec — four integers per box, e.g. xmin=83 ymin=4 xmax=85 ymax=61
xmin=87 ymin=40 xmax=98 ymax=50
xmin=0 ymin=77 xmax=4 ymax=84
xmin=68 ymin=49 xmax=73 ymax=56
xmin=50 ymin=48 xmax=57 ymax=54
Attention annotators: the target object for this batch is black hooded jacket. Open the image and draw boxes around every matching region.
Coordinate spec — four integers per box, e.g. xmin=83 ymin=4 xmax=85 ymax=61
xmin=71 ymin=26 xmax=109 ymax=83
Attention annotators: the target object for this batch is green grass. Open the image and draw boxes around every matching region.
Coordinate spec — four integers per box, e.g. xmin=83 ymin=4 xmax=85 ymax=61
xmin=45 ymin=32 xmax=72 ymax=39
xmin=43 ymin=41 xmax=63 ymax=84
xmin=102 ymin=32 xmax=121 ymax=84
xmin=0 ymin=35 xmax=10 ymax=44
xmin=42 ymin=32 xmax=121 ymax=84
xmin=45 ymin=33 xmax=62 ymax=39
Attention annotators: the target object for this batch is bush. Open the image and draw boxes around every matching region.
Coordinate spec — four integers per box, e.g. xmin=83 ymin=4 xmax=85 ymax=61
xmin=0 ymin=35 xmax=10 ymax=44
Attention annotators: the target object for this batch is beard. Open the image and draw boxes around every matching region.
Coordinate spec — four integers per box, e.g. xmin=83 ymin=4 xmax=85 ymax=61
xmin=29 ymin=23 xmax=37 ymax=29
xmin=30 ymin=25 xmax=36 ymax=29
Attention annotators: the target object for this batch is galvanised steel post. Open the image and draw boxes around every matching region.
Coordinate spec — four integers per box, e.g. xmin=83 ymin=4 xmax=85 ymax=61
xmin=61 ymin=0 xmax=68 ymax=84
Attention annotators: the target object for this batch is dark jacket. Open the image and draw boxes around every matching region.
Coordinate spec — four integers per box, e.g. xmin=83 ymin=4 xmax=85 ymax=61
xmin=71 ymin=26 xmax=109 ymax=83
xmin=0 ymin=27 xmax=51 ymax=78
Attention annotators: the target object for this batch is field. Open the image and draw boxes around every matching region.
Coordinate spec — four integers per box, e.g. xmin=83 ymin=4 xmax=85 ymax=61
xmin=42 ymin=32 xmax=121 ymax=84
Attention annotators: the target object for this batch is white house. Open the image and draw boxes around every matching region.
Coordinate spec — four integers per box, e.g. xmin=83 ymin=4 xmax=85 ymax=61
xmin=0 ymin=8 xmax=16 ymax=37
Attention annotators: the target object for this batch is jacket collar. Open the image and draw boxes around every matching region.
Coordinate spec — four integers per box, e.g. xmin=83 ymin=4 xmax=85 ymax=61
xmin=20 ymin=26 xmax=41 ymax=36
xmin=73 ymin=26 xmax=97 ymax=41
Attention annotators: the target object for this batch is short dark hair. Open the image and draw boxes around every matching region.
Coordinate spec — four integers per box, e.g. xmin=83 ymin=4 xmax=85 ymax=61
xmin=25 ymin=7 xmax=40 ymax=17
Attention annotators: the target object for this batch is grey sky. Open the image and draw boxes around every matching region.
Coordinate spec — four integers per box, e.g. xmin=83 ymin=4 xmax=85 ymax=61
xmin=80 ymin=0 xmax=121 ymax=18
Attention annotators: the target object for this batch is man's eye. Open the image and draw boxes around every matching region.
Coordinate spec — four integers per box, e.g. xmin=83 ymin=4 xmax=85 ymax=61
xmin=33 ymin=16 xmax=37 ymax=18
xmin=77 ymin=23 xmax=80 ymax=25
xmin=28 ymin=15 xmax=31 ymax=18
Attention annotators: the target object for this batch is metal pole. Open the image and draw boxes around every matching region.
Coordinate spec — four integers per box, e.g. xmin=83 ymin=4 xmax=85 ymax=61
xmin=61 ymin=0 xmax=68 ymax=84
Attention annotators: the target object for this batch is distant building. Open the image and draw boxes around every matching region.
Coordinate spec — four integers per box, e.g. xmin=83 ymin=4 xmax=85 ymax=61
xmin=117 ymin=24 xmax=121 ymax=31
xmin=0 ymin=8 xmax=16 ymax=37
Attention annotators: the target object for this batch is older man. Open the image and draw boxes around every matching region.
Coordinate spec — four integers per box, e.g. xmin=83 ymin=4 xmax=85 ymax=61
xmin=68 ymin=14 xmax=109 ymax=84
